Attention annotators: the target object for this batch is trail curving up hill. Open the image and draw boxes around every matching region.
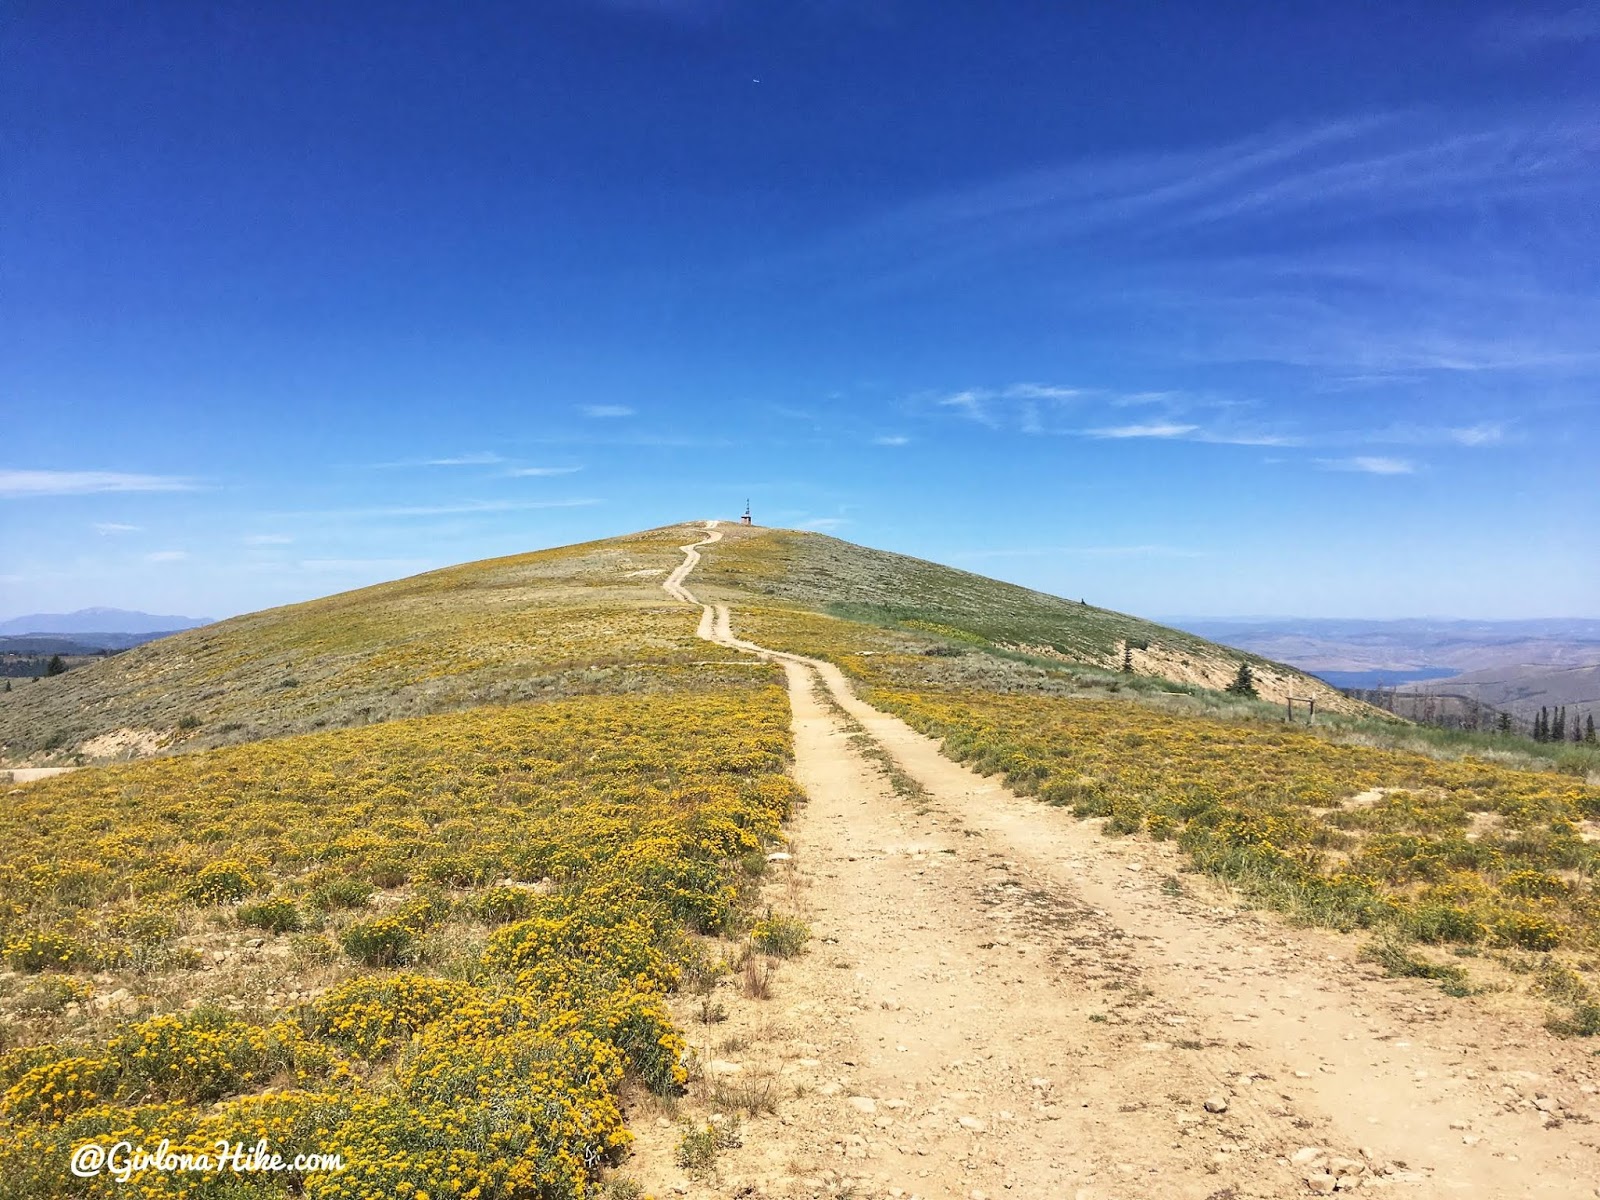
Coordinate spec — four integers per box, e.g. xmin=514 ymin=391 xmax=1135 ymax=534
xmin=656 ymin=521 xmax=1598 ymax=1200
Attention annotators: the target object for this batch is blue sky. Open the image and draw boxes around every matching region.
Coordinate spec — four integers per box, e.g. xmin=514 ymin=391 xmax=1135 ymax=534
xmin=3 ymin=1 xmax=1596 ymax=621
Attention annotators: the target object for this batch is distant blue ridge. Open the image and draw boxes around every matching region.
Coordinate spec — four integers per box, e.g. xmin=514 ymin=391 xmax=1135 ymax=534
xmin=1312 ymin=668 xmax=1460 ymax=690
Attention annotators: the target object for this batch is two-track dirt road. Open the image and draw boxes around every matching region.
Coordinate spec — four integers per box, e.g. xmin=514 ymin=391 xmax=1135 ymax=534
xmin=637 ymin=521 xmax=1597 ymax=1200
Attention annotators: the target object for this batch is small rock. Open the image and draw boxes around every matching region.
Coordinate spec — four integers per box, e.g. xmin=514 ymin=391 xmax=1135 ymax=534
xmin=709 ymin=1059 xmax=742 ymax=1075
xmin=1292 ymin=1147 xmax=1325 ymax=1165
xmin=958 ymin=1116 xmax=987 ymax=1132
xmin=1204 ymin=1096 xmax=1229 ymax=1114
xmin=848 ymin=1096 xmax=878 ymax=1115
xmin=1304 ymin=1173 xmax=1337 ymax=1195
xmin=766 ymin=851 xmax=792 ymax=863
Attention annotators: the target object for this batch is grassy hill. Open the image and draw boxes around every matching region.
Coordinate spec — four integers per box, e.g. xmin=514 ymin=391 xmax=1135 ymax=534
xmin=693 ymin=523 xmax=1362 ymax=711
xmin=0 ymin=521 xmax=1359 ymax=765
xmin=0 ymin=525 xmax=757 ymax=762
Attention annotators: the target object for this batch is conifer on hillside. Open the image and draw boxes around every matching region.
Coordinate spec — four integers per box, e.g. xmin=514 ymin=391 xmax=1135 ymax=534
xmin=1226 ymin=662 xmax=1257 ymax=698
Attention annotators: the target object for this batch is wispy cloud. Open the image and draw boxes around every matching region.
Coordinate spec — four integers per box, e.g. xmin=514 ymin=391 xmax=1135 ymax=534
xmin=934 ymin=390 xmax=995 ymax=428
xmin=1481 ymin=6 xmax=1600 ymax=52
xmin=1316 ymin=456 xmax=1418 ymax=475
xmin=243 ymin=533 xmax=294 ymax=545
xmin=1003 ymin=383 xmax=1083 ymax=401
xmin=873 ymin=435 xmax=910 ymax=446
xmin=1356 ymin=421 xmax=1508 ymax=447
xmin=951 ymin=545 xmax=1206 ymax=560
xmin=1 ymin=470 xmax=198 ymax=498
xmin=298 ymin=558 xmax=437 ymax=574
xmin=580 ymin=404 xmax=635 ymax=419
xmin=1446 ymin=423 xmax=1505 ymax=447
xmin=828 ymin=114 xmax=1590 ymax=272
xmin=92 ymin=522 xmax=140 ymax=534
xmin=506 ymin=466 xmax=583 ymax=477
xmin=273 ymin=499 xmax=602 ymax=520
xmin=1087 ymin=422 xmax=1199 ymax=440
xmin=370 ymin=452 xmax=505 ymax=468
xmin=145 ymin=550 xmax=189 ymax=563
xmin=799 ymin=517 xmax=849 ymax=530
xmin=798 ymin=111 xmax=1598 ymax=379
xmin=924 ymin=383 xmax=1302 ymax=447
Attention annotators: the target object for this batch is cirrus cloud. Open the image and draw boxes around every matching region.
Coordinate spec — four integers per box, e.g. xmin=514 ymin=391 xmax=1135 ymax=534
xmin=0 ymin=470 xmax=199 ymax=498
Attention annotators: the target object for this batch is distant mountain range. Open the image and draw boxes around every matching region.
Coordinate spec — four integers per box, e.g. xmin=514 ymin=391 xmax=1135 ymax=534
xmin=0 ymin=608 xmax=212 ymax=637
xmin=1171 ymin=617 xmax=1600 ymax=721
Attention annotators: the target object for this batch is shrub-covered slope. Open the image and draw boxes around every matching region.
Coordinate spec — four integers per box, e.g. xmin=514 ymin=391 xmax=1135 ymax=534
xmin=693 ymin=524 xmax=1360 ymax=712
xmin=0 ymin=525 xmax=748 ymax=762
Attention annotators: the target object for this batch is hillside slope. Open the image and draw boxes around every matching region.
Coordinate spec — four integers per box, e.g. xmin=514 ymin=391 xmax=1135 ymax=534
xmin=0 ymin=525 xmax=754 ymax=762
xmin=0 ymin=522 xmax=1359 ymax=764
xmin=693 ymin=523 xmax=1361 ymax=713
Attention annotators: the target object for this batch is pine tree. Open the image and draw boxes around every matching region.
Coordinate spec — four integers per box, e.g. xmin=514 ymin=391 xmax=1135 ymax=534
xmin=1122 ymin=643 xmax=1133 ymax=673
xmin=1535 ymin=707 xmax=1549 ymax=742
xmin=1226 ymin=662 xmax=1257 ymax=698
xmin=44 ymin=655 xmax=66 ymax=677
xmin=1496 ymin=711 xmax=1511 ymax=734
xmin=1587 ymin=714 xmax=1596 ymax=744
xmin=1554 ymin=706 xmax=1566 ymax=742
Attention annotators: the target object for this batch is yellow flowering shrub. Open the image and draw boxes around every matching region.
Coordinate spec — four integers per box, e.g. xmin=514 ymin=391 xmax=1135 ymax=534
xmin=182 ymin=859 xmax=262 ymax=904
xmin=2 ymin=1054 xmax=118 ymax=1121
xmin=855 ymin=685 xmax=1600 ymax=952
xmin=110 ymin=1008 xmax=282 ymax=1104
xmin=2 ymin=930 xmax=91 ymax=973
xmin=314 ymin=974 xmax=475 ymax=1059
xmin=0 ymin=681 xmax=796 ymax=1195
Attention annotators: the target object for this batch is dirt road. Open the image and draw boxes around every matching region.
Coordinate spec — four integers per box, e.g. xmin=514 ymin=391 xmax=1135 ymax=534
xmin=643 ymin=521 xmax=1598 ymax=1199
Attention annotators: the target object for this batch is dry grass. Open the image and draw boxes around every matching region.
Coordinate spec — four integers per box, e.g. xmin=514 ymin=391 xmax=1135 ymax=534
xmin=0 ymin=524 xmax=740 ymax=763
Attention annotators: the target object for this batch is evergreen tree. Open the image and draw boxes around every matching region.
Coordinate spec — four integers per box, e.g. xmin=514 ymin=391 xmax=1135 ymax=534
xmin=1554 ymin=706 xmax=1566 ymax=742
xmin=1496 ymin=711 xmax=1511 ymax=734
xmin=44 ymin=655 xmax=66 ymax=677
xmin=1535 ymin=706 xmax=1549 ymax=742
xmin=1226 ymin=662 xmax=1257 ymax=698
xmin=1587 ymin=714 xmax=1596 ymax=744
xmin=1122 ymin=643 xmax=1133 ymax=673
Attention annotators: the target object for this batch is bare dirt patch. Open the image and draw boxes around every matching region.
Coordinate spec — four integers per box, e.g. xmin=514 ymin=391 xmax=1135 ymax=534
xmin=80 ymin=727 xmax=170 ymax=760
